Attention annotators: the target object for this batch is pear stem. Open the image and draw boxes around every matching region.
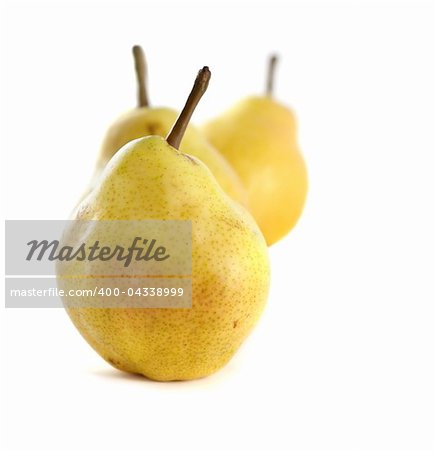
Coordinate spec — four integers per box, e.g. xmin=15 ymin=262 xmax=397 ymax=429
xmin=266 ymin=54 xmax=278 ymax=96
xmin=132 ymin=45 xmax=149 ymax=107
xmin=166 ymin=67 xmax=211 ymax=150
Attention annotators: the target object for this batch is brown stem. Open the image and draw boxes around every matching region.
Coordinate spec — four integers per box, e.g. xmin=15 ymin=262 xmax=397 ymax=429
xmin=132 ymin=45 xmax=149 ymax=107
xmin=166 ymin=67 xmax=211 ymax=150
xmin=266 ymin=54 xmax=278 ymax=96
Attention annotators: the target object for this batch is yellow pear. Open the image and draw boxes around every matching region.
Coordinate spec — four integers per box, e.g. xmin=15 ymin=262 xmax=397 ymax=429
xmin=93 ymin=46 xmax=246 ymax=205
xmin=202 ymin=55 xmax=308 ymax=245
xmin=58 ymin=67 xmax=270 ymax=381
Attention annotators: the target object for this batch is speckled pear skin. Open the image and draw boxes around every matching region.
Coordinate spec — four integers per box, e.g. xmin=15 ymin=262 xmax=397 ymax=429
xmin=96 ymin=107 xmax=247 ymax=206
xmin=202 ymin=96 xmax=308 ymax=246
xmin=63 ymin=136 xmax=270 ymax=381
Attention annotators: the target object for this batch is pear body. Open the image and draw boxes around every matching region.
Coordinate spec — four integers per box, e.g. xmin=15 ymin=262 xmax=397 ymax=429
xmin=60 ymin=136 xmax=270 ymax=381
xmin=203 ymin=96 xmax=308 ymax=245
xmin=95 ymin=107 xmax=247 ymax=205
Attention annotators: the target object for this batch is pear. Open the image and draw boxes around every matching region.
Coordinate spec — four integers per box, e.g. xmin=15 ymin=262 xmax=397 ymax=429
xmin=59 ymin=67 xmax=270 ymax=381
xmin=93 ymin=46 xmax=247 ymax=205
xmin=202 ymin=55 xmax=308 ymax=245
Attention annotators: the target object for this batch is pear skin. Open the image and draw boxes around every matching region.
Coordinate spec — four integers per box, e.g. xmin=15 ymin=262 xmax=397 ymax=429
xmin=203 ymin=96 xmax=308 ymax=245
xmin=62 ymin=136 xmax=270 ymax=381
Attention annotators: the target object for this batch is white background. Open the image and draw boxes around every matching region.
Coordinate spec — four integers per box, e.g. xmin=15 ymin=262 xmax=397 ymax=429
xmin=1 ymin=1 xmax=435 ymax=449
